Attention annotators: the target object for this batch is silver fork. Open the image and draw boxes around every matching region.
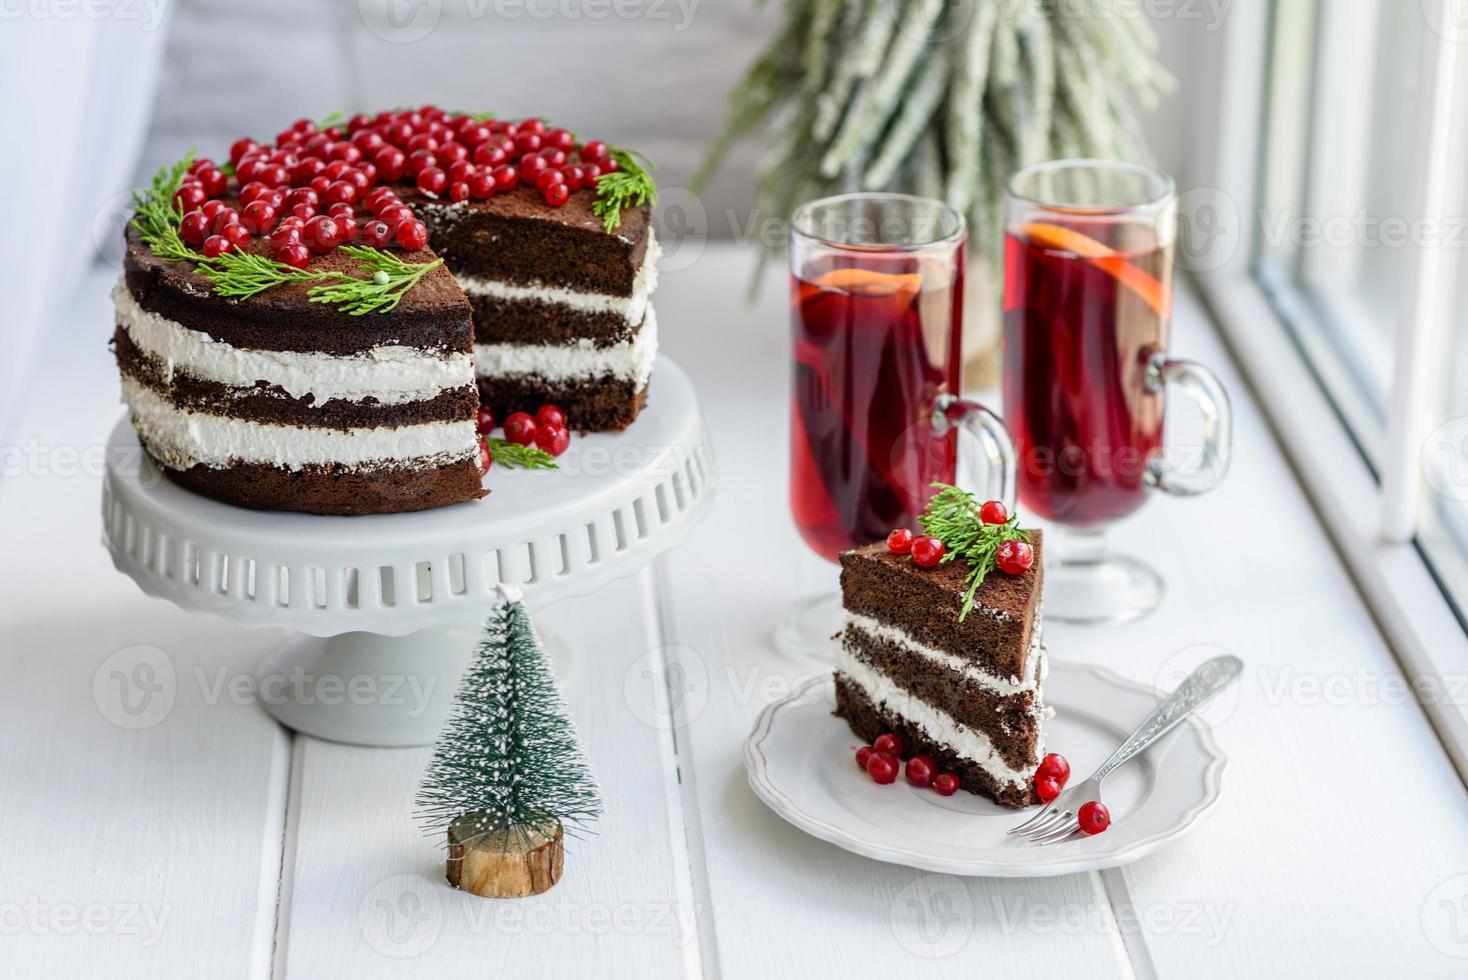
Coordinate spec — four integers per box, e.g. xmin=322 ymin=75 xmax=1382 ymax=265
xmin=1011 ymin=654 xmax=1243 ymax=845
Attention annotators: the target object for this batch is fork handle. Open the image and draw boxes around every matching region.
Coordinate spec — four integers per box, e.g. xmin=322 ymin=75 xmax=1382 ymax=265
xmin=1090 ymin=655 xmax=1243 ymax=782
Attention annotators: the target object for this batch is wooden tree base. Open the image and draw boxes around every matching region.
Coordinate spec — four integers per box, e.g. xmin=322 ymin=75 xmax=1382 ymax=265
xmin=446 ymin=815 xmax=564 ymax=897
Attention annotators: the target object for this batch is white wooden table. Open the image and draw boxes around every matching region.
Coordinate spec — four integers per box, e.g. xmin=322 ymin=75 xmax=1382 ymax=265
xmin=5 ymin=246 xmax=1468 ymax=978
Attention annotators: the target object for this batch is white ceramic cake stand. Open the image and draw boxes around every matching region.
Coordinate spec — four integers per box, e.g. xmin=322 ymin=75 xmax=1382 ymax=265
xmin=101 ymin=356 xmax=715 ymax=746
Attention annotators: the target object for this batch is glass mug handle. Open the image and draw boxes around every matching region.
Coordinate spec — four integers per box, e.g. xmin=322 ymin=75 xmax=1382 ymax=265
xmin=933 ymin=394 xmax=1017 ymax=514
xmin=1143 ymin=352 xmax=1234 ymax=497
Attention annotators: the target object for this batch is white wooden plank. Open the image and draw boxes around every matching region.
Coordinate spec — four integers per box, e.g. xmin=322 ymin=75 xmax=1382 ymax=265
xmin=0 ymin=265 xmax=290 ymax=978
xmin=1076 ymin=287 xmax=1468 ymax=976
xmin=654 ymin=246 xmax=1135 ymax=978
xmin=277 ymin=571 xmax=697 ymax=978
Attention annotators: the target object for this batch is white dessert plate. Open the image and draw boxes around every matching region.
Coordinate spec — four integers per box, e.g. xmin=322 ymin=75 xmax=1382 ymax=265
xmin=745 ymin=661 xmax=1226 ymax=877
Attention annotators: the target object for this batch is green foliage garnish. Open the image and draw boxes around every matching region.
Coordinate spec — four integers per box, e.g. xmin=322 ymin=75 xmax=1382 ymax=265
xmin=130 ymin=150 xmax=198 ymax=263
xmin=592 ymin=147 xmax=657 ymax=233
xmin=918 ymin=482 xmax=1030 ymax=622
xmin=130 ymin=156 xmax=442 ymax=315
xmin=307 ymin=246 xmax=443 ymax=315
xmin=485 ymin=438 xmax=557 ymax=471
xmin=317 ymin=110 xmax=346 ymax=128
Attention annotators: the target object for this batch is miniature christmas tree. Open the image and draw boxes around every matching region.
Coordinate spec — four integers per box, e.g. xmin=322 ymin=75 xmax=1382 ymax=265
xmin=416 ymin=587 xmax=601 ymax=897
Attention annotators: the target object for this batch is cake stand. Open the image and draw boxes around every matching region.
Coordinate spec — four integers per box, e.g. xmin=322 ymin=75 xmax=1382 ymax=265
xmin=101 ymin=356 xmax=716 ymax=746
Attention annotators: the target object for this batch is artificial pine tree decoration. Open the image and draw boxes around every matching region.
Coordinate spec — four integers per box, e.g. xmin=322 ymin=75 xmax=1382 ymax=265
xmin=697 ymin=0 xmax=1171 ymax=382
xmin=416 ymin=587 xmax=601 ymax=897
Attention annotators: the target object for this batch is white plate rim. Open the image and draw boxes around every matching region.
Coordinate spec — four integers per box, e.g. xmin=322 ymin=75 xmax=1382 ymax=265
xmin=744 ymin=661 xmax=1227 ymax=877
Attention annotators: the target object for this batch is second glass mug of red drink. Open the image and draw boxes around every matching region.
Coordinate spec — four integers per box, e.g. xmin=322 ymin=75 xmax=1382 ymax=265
xmin=1003 ymin=159 xmax=1233 ymax=624
xmin=780 ymin=192 xmax=1016 ymax=660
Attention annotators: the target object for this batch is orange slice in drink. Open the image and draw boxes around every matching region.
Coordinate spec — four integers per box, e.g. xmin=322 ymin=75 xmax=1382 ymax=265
xmin=814 ymin=267 xmax=923 ymax=301
xmin=1021 ymin=221 xmax=1172 ymax=318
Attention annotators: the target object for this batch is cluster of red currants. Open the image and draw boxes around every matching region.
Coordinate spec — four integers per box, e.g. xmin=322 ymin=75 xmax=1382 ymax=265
xmin=854 ymin=732 xmax=962 ymax=797
xmin=885 ymin=499 xmax=1035 ymax=575
xmin=1030 ymin=752 xmax=1109 ymax=836
xmin=475 ymin=403 xmax=572 ymax=473
xmin=174 ymin=107 xmax=620 ymax=269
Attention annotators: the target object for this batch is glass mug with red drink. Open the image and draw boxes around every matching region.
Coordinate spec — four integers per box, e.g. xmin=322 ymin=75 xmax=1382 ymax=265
xmin=780 ymin=193 xmax=1016 ymax=660
xmin=1003 ymin=160 xmax=1233 ymax=624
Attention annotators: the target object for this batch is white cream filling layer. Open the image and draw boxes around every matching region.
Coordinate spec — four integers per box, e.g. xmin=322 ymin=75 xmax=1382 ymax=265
xmin=843 ymin=611 xmax=1045 ymax=696
xmin=121 ymin=377 xmax=477 ymax=471
xmin=473 ymin=306 xmax=658 ymax=385
xmin=834 ymin=643 xmax=1037 ymax=789
xmin=113 ymin=281 xmax=474 ymax=406
xmin=454 ymin=228 xmax=660 ymax=323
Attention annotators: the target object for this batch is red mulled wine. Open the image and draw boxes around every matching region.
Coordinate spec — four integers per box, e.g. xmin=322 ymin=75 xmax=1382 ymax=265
xmin=790 ymin=257 xmax=963 ymax=560
xmin=1002 ymin=218 xmax=1174 ymax=528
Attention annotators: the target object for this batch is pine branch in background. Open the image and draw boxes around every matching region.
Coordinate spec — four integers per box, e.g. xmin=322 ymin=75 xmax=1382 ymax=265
xmin=697 ymin=0 xmax=1172 ymax=263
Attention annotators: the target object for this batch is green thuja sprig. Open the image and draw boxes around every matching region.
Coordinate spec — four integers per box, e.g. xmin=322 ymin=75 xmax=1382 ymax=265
xmin=592 ymin=147 xmax=657 ymax=233
xmin=918 ymin=482 xmax=1031 ymax=622
xmin=130 ymin=150 xmax=199 ymax=263
xmin=196 ymin=249 xmax=331 ymax=300
xmin=307 ymin=246 xmax=444 ymax=316
xmin=484 ymin=437 xmax=557 ymax=471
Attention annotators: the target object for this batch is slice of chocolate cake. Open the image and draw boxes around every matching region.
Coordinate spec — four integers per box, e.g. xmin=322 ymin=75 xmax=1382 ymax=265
xmin=834 ymin=532 xmax=1047 ymax=808
xmin=418 ymin=192 xmax=658 ymax=432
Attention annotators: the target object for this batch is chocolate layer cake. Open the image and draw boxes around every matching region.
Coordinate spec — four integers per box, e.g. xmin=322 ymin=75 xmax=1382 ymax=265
xmin=115 ymin=228 xmax=483 ymax=516
xmin=115 ymin=108 xmax=660 ymax=514
xmin=834 ymin=534 xmax=1048 ymax=808
xmin=419 ymin=191 xmax=658 ymax=432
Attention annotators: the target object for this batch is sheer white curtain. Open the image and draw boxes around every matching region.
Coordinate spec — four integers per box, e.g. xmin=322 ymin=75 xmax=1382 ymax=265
xmin=0 ymin=3 xmax=170 ymax=445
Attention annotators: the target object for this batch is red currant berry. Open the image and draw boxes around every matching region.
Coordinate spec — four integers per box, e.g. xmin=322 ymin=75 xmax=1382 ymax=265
xmin=979 ymin=500 xmax=1008 ymax=524
xmin=196 ymin=166 xmax=228 ymax=198
xmin=580 ymin=161 xmax=602 ymax=182
xmin=241 ymin=201 xmax=279 ymax=234
xmin=395 ymin=219 xmax=429 ymax=251
xmin=219 ymin=223 xmax=250 ymax=248
xmin=335 ymin=214 xmax=359 ymax=243
xmin=886 ymin=528 xmax=914 ymax=554
xmin=201 ymin=199 xmax=230 ymax=220
xmin=174 ymin=182 xmax=207 ymax=211
xmin=437 ymin=141 xmax=468 ymax=164
xmin=540 ymin=147 xmax=567 ymax=168
xmin=1078 ymin=801 xmax=1110 ymax=835
xmin=328 ymin=141 xmax=362 ymax=164
xmin=479 ymin=437 xmax=492 ymax=474
xmin=288 ymin=203 xmax=317 ymax=222
xmin=865 ymin=752 xmax=899 ymax=785
xmin=1034 ymin=775 xmax=1062 ymax=803
xmin=579 ymin=139 xmax=608 ymax=161
xmin=872 ymin=732 xmax=903 ymax=757
xmin=416 ymin=166 xmax=447 ymax=196
xmin=544 ymin=182 xmax=569 ymax=207
xmin=503 ymin=412 xmax=537 ymax=446
xmin=534 ymin=422 xmax=570 ymax=457
xmin=274 ymin=241 xmax=311 ymax=269
xmin=473 ymin=143 xmax=507 ymax=168
xmin=468 ymin=170 xmax=495 ymax=199
xmin=535 ymin=169 xmax=565 ymax=193
xmin=210 ymin=208 xmax=241 ymax=234
xmin=447 ymin=180 xmax=470 ymax=203
xmin=476 ymin=406 xmax=496 ymax=435
xmin=326 ymin=202 xmax=354 ymax=220
xmin=258 ymin=163 xmax=289 ymax=188
xmin=905 ymin=755 xmax=935 ymax=788
xmin=490 ymin=165 xmax=517 ymax=192
xmin=911 ymin=535 xmax=946 ymax=568
xmin=447 ymin=159 xmax=475 ymax=184
xmin=359 ymin=220 xmax=392 ymax=249
xmin=535 ymin=404 xmax=566 ymax=429
xmin=377 ymin=203 xmax=412 ymax=229
xmin=520 ymin=154 xmax=549 ymax=183
xmin=1037 ymin=753 xmax=1070 ymax=785
xmin=201 ymin=235 xmax=231 ymax=258
xmin=545 ymin=128 xmax=575 ymax=151
xmin=995 ymin=540 xmax=1034 ymax=576
xmin=374 ymin=146 xmax=407 ymax=181
xmin=855 ymin=746 xmax=874 ymax=771
xmin=518 ymin=117 xmax=546 ymax=136
xmin=179 ymin=210 xmax=210 ymax=246
xmin=560 ymin=165 xmax=584 ymax=191
xmin=322 ymin=179 xmax=357 ymax=206
xmin=406 ymin=132 xmax=439 ymax=154
xmin=303 ymin=215 xmax=342 ymax=254
xmin=309 ymin=175 xmax=332 ymax=197
xmin=290 ymin=157 xmax=326 ymax=185
xmin=269 ymin=223 xmax=302 ymax=249
xmin=932 ymin=772 xmax=959 ymax=796
xmin=513 ymin=132 xmax=542 ymax=155
xmin=229 ymin=137 xmax=261 ymax=166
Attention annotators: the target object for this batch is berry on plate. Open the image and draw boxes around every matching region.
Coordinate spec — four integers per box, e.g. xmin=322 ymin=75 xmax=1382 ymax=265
xmin=1033 ymin=775 xmax=1061 ymax=803
xmin=872 ymin=732 xmax=903 ymax=757
xmin=1037 ymin=752 xmax=1070 ymax=785
xmin=904 ymin=755 xmax=935 ymax=788
xmin=932 ymin=772 xmax=959 ymax=796
xmin=865 ymin=752 xmax=899 ymax=785
xmin=1078 ymin=801 xmax=1110 ymax=835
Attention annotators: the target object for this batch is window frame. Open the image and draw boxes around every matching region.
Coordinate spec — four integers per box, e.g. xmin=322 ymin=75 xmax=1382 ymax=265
xmin=1187 ymin=0 xmax=1468 ymax=774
